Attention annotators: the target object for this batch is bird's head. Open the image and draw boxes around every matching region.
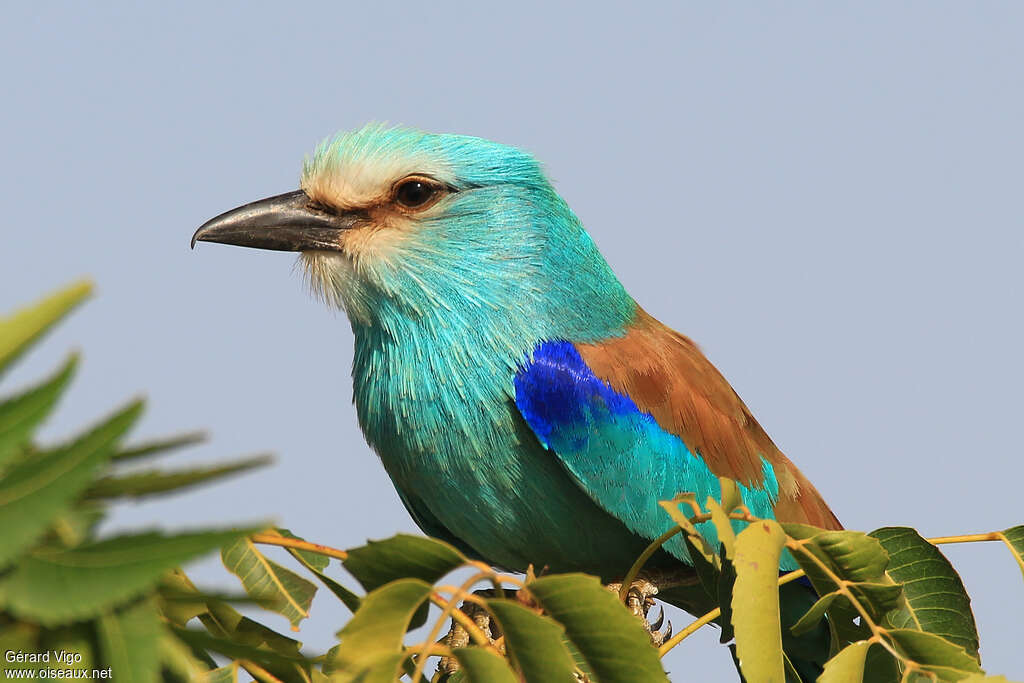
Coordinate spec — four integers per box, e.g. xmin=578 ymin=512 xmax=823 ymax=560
xmin=194 ymin=124 xmax=634 ymax=342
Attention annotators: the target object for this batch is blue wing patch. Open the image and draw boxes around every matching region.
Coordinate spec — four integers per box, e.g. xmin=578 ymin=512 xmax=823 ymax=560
xmin=514 ymin=340 xmax=796 ymax=570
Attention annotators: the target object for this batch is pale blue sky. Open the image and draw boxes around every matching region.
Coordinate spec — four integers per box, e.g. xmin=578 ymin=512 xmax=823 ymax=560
xmin=2 ymin=2 xmax=1021 ymax=679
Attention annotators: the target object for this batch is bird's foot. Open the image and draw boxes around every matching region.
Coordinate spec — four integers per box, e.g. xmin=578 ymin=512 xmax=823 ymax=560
xmin=605 ymin=579 xmax=672 ymax=647
xmin=437 ymin=594 xmax=504 ymax=676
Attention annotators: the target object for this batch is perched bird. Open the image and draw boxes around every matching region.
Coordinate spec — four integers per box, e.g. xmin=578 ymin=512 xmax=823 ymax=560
xmin=193 ymin=124 xmax=841 ymax=677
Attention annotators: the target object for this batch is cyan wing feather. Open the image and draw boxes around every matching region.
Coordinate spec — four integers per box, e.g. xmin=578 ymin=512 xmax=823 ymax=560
xmin=513 ymin=339 xmax=797 ymax=570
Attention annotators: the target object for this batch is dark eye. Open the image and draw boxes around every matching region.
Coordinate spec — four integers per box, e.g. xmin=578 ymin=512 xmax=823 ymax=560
xmin=394 ymin=177 xmax=441 ymax=209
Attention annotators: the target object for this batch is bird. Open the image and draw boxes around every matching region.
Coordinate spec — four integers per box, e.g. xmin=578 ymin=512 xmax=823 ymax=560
xmin=192 ymin=124 xmax=841 ymax=679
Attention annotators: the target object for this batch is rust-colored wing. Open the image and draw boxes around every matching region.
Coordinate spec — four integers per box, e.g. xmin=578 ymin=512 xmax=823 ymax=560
xmin=576 ymin=308 xmax=842 ymax=530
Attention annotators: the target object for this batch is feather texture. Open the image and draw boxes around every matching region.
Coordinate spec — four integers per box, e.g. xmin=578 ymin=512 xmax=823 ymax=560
xmin=578 ymin=309 xmax=842 ymax=531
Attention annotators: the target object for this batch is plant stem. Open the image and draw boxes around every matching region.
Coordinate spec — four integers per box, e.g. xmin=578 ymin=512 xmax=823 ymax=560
xmin=619 ymin=527 xmax=683 ymax=602
xmin=658 ymin=607 xmax=720 ymax=657
xmin=927 ymin=532 xmax=1002 ymax=545
xmin=250 ymin=532 xmax=349 ymax=560
xmin=412 ymin=573 xmax=493 ymax=683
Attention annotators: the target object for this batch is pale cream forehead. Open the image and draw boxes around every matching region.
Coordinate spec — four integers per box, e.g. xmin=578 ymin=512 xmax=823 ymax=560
xmin=300 ymin=130 xmax=456 ymax=209
xmin=301 ymin=156 xmax=451 ymax=209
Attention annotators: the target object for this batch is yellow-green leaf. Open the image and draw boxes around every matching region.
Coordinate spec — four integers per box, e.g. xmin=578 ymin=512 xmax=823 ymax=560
xmin=87 ymin=454 xmax=272 ymax=499
xmin=732 ymin=519 xmax=787 ymax=683
xmin=999 ymin=526 xmax=1024 ymax=581
xmin=871 ymin=527 xmax=979 ymax=659
xmin=791 ymin=592 xmax=839 ymax=636
xmin=349 ymin=653 xmax=407 ymax=682
xmin=819 ymin=640 xmax=870 ymax=683
xmin=487 ymin=599 xmax=578 ymax=682
xmin=342 ymin=534 xmax=466 ymax=593
xmin=0 ymin=400 xmax=142 ymax=570
xmin=158 ymin=629 xmax=211 ymax=680
xmin=0 ymin=280 xmax=92 ymax=376
xmin=719 ymin=476 xmax=743 ymax=514
xmin=658 ymin=495 xmax=720 ymax=569
xmin=5 ymin=527 xmax=252 ymax=624
xmin=114 ymin=430 xmax=206 ymax=462
xmin=201 ymin=665 xmax=239 ymax=683
xmin=221 ymin=538 xmax=317 ymax=628
xmin=277 ymin=529 xmax=361 ymax=614
xmin=0 ymin=354 xmax=77 ymax=470
xmin=97 ymin=597 xmax=162 ymax=683
xmin=323 ymin=578 xmax=432 ymax=676
xmin=886 ymin=628 xmax=983 ymax=678
xmin=705 ymin=497 xmax=737 ymax=560
xmin=527 ymin=573 xmax=668 ymax=682
xmin=451 ymin=647 xmax=519 ymax=683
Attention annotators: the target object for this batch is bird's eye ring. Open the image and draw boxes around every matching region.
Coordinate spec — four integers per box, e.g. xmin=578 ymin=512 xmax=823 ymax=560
xmin=393 ymin=176 xmax=444 ymax=211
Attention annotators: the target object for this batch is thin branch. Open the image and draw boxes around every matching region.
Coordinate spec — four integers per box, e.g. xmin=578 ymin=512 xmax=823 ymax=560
xmin=619 ymin=527 xmax=684 ymax=602
xmin=250 ymin=532 xmax=349 ymax=561
xmin=658 ymin=607 xmax=720 ymax=657
xmin=927 ymin=532 xmax=1002 ymax=545
xmin=412 ymin=572 xmax=493 ymax=683
xmin=658 ymin=567 xmax=807 ymax=657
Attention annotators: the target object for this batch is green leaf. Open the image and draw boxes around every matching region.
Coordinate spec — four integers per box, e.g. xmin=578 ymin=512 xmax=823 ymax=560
xmin=3 ymin=527 xmax=251 ymax=624
xmin=886 ymin=628 xmax=983 ymax=678
xmin=114 ymin=430 xmax=206 ymax=462
xmin=717 ymin=547 xmax=738 ymax=644
xmin=871 ymin=527 xmax=980 ymax=659
xmin=819 ymin=640 xmax=870 ymax=682
xmin=999 ymin=526 xmax=1024 ymax=581
xmin=277 ymin=528 xmax=329 ymax=571
xmin=86 ymin=454 xmax=272 ymax=499
xmin=450 ymin=647 xmax=519 ymax=683
xmin=346 ymin=653 xmax=407 ymax=683
xmin=732 ymin=519 xmax=787 ymax=683
xmin=221 ymin=538 xmax=317 ymax=628
xmin=0 ymin=400 xmax=143 ymax=570
xmin=278 ymin=529 xmax=361 ymax=614
xmin=49 ymin=501 xmax=107 ymax=548
xmin=784 ymin=526 xmax=898 ymax=623
xmin=159 ymin=569 xmax=217 ymax=627
xmin=790 ymin=592 xmax=839 ymax=637
xmin=201 ymin=611 xmax=304 ymax=667
xmin=526 ymin=573 xmax=668 ymax=682
xmin=705 ymin=497 xmax=737 ymax=560
xmin=0 ymin=280 xmax=92 ymax=376
xmin=201 ymin=665 xmax=239 ymax=683
xmin=0 ymin=353 xmax=77 ymax=470
xmin=658 ymin=495 xmax=720 ymax=569
xmin=172 ymin=626 xmax=313 ymax=670
xmin=97 ymin=597 xmax=163 ymax=683
xmin=343 ymin=534 xmax=467 ymax=593
xmin=323 ymin=578 xmax=433 ymax=676
xmin=685 ymin=533 xmax=721 ymax=602
xmin=159 ymin=627 xmax=215 ymax=680
xmin=486 ymin=599 xmax=578 ymax=682
xmin=719 ymin=476 xmax=743 ymax=514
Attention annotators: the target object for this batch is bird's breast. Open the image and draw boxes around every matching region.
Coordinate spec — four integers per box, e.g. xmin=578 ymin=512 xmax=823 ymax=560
xmin=347 ymin=330 xmax=651 ymax=574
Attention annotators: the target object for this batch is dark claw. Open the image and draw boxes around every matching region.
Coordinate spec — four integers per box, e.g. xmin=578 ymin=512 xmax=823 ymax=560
xmin=649 ymin=604 xmax=665 ymax=632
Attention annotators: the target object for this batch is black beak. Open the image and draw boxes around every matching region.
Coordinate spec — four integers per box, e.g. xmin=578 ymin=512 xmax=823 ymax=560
xmin=191 ymin=190 xmax=358 ymax=252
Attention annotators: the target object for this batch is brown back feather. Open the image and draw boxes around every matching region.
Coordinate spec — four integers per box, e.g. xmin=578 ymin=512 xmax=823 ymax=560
xmin=576 ymin=309 xmax=842 ymax=530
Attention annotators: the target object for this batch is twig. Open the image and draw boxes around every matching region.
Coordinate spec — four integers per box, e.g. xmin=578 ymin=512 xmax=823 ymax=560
xmin=250 ymin=531 xmax=349 ymax=561
xmin=412 ymin=573 xmax=493 ymax=683
xmin=619 ymin=527 xmax=683 ymax=602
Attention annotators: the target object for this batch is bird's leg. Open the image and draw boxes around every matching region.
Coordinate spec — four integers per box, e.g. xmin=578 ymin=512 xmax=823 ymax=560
xmin=605 ymin=579 xmax=673 ymax=647
xmin=437 ymin=591 xmax=505 ymax=676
